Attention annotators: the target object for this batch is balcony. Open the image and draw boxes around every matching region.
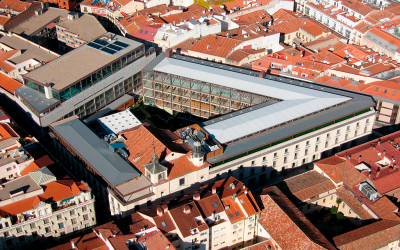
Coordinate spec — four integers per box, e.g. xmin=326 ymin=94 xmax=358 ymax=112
xmin=294 ymin=147 xmax=300 ymax=153
xmin=305 ymin=144 xmax=311 ymax=149
xmin=326 ymin=136 xmax=331 ymax=141
xmin=52 ymin=202 xmax=77 ymax=212
xmin=284 ymin=152 xmax=290 ymax=157
xmin=316 ymin=140 xmax=321 ymax=145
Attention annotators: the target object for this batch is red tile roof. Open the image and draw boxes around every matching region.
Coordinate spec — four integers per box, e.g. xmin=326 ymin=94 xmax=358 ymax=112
xmin=230 ymin=10 xmax=271 ymax=26
xmin=341 ymin=0 xmax=377 ymax=16
xmin=283 ymin=171 xmax=336 ymax=201
xmin=188 ymin=34 xmax=241 ymax=58
xmin=300 ymin=22 xmax=327 ymax=37
xmin=169 ymin=201 xmax=207 ymax=237
xmin=0 ymin=73 xmax=22 ymax=94
xmin=13 ymin=1 xmax=31 ymax=12
xmin=0 ymin=196 xmax=41 ymax=216
xmin=336 ymin=186 xmax=375 ymax=220
xmin=315 ymin=155 xmax=367 ymax=187
xmin=138 ymin=230 xmax=176 ymax=250
xmin=272 ymin=8 xmax=301 ymax=23
xmin=20 ymin=162 xmax=40 ymax=175
xmin=258 ymin=186 xmax=336 ymax=250
xmin=121 ymin=123 xmax=192 ymax=177
xmin=39 ymin=180 xmax=85 ymax=203
xmin=0 ymin=15 xmax=10 ymax=26
xmin=132 ymin=25 xmax=159 ymax=41
xmin=303 ymin=50 xmax=346 ymax=65
xmin=368 ymin=28 xmax=400 ymax=47
xmin=370 ymin=196 xmax=400 ymax=221
xmin=365 ymin=10 xmax=396 ymax=25
xmin=49 ymin=232 xmax=108 ymax=250
xmin=333 ymin=220 xmax=400 ymax=250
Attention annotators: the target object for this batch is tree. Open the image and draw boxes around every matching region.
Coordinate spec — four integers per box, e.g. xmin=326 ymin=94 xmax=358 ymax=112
xmin=330 ymin=207 xmax=338 ymax=214
xmin=335 ymin=198 xmax=343 ymax=215
xmin=336 ymin=212 xmax=344 ymax=220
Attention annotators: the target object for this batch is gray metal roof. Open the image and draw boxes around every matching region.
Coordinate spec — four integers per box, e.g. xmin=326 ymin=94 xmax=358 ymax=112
xmin=51 ymin=118 xmax=140 ymax=186
xmin=15 ymin=86 xmax=59 ymax=112
xmin=153 ymin=56 xmax=350 ymax=144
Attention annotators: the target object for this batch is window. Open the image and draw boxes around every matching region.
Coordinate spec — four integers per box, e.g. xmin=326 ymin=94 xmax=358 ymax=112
xmin=58 ymin=222 xmax=64 ymax=229
xmin=82 ymin=206 xmax=87 ymax=212
xmin=284 ymin=157 xmax=287 ymax=163
xmin=70 ymin=210 xmax=75 ymax=216
xmin=16 ymin=227 xmax=22 ymax=233
xmin=73 ymin=227 xmax=78 ymax=232
xmin=45 ymin=227 xmax=51 ymax=233
xmin=18 ymin=236 xmax=25 ymax=242
xmin=273 ymin=161 xmax=276 ymax=167
xmin=71 ymin=218 xmax=77 ymax=225
xmin=5 ymin=239 xmax=12 ymax=246
xmin=6 ymin=167 xmax=11 ymax=171
xmin=179 ymin=178 xmax=185 ymax=186
xmin=8 ymin=174 xmax=13 ymax=178
xmin=43 ymin=218 xmax=49 ymax=224
xmin=251 ymin=168 xmax=255 ymax=175
xmin=83 ymin=214 xmax=89 ymax=221
xmin=325 ymin=141 xmax=329 ymax=148
xmin=305 ymin=149 xmax=308 ymax=155
xmin=57 ymin=214 xmax=62 ymax=220
xmin=32 ymin=231 xmax=38 ymax=238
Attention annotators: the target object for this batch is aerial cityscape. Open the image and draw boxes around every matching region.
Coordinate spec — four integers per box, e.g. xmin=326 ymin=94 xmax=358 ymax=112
xmin=0 ymin=0 xmax=400 ymax=248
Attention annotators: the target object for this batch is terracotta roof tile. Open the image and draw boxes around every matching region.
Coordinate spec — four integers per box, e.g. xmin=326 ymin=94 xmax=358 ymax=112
xmin=315 ymin=155 xmax=367 ymax=187
xmin=48 ymin=232 xmax=108 ymax=250
xmin=303 ymin=50 xmax=346 ymax=65
xmin=188 ymin=34 xmax=242 ymax=58
xmin=0 ymin=196 xmax=41 ymax=216
xmin=230 ymin=10 xmax=271 ymax=26
xmin=0 ymin=73 xmax=22 ymax=94
xmin=138 ymin=230 xmax=176 ymax=250
xmin=20 ymin=162 xmax=40 ymax=175
xmin=39 ymin=180 xmax=84 ymax=203
xmin=341 ymin=0 xmax=377 ymax=16
xmin=370 ymin=196 xmax=400 ymax=220
xmin=0 ymin=0 xmax=19 ymax=10
xmin=353 ymin=21 xmax=373 ymax=34
xmin=333 ymin=220 xmax=400 ymax=249
xmin=272 ymin=8 xmax=301 ymax=23
xmin=300 ymin=22 xmax=327 ymax=37
xmin=12 ymin=1 xmax=31 ymax=12
xmin=257 ymin=186 xmax=336 ymax=250
xmin=336 ymin=186 xmax=375 ymax=220
xmin=169 ymin=201 xmax=207 ymax=237
xmin=0 ymin=15 xmax=10 ymax=26
xmin=283 ymin=171 xmax=336 ymax=201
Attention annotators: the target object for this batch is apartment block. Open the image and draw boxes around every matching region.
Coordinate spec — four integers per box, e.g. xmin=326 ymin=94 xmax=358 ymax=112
xmin=15 ymin=32 xmax=155 ymax=137
xmin=94 ymin=177 xmax=260 ymax=250
xmin=0 ymin=143 xmax=96 ymax=250
xmin=55 ymin=12 xmax=106 ymax=51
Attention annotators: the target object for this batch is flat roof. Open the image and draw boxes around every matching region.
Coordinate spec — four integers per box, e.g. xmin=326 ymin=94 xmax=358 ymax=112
xmin=147 ymin=54 xmax=375 ymax=163
xmin=57 ymin=13 xmax=106 ymax=42
xmin=153 ymin=56 xmax=350 ymax=144
xmin=0 ymin=33 xmax=59 ymax=64
xmin=15 ymin=86 xmax=59 ymax=112
xmin=98 ymin=110 xmax=141 ymax=134
xmin=24 ymin=33 xmax=143 ymax=90
xmin=51 ymin=117 xmax=141 ymax=186
xmin=13 ymin=7 xmax=69 ymax=37
xmin=0 ymin=175 xmax=41 ymax=201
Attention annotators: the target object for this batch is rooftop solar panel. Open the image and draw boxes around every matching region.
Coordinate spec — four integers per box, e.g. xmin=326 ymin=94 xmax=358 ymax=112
xmin=101 ymin=47 xmax=117 ymax=55
xmin=87 ymin=42 xmax=102 ymax=49
xmin=107 ymin=44 xmax=124 ymax=51
xmin=114 ymin=41 xmax=129 ymax=48
xmin=93 ymin=39 xmax=109 ymax=46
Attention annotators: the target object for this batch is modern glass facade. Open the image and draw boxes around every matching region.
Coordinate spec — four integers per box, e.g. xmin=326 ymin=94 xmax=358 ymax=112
xmin=142 ymin=71 xmax=280 ymax=119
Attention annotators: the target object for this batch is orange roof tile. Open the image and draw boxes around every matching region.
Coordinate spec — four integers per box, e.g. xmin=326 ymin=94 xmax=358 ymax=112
xmin=0 ymin=196 xmax=41 ymax=216
xmin=188 ymin=34 xmax=241 ymax=58
xmin=303 ymin=50 xmax=346 ymax=65
xmin=230 ymin=10 xmax=271 ymax=26
xmin=258 ymin=186 xmax=336 ymax=250
xmin=300 ymin=22 xmax=326 ymax=37
xmin=20 ymin=162 xmax=40 ymax=175
xmin=353 ymin=21 xmax=373 ymax=34
xmin=0 ymin=15 xmax=10 ymax=26
xmin=39 ymin=180 xmax=83 ymax=203
xmin=49 ymin=232 xmax=108 ymax=250
xmin=368 ymin=28 xmax=400 ymax=47
xmin=0 ymin=73 xmax=22 ymax=94
xmin=333 ymin=220 xmax=400 ymax=250
xmin=341 ymin=0 xmax=377 ymax=16
xmin=13 ymin=1 xmax=31 ymax=12
xmin=0 ymin=0 xmax=19 ymax=10
xmin=315 ymin=155 xmax=367 ymax=187
xmin=272 ymin=8 xmax=301 ymax=23
xmin=336 ymin=186 xmax=375 ymax=220
xmin=370 ymin=196 xmax=400 ymax=220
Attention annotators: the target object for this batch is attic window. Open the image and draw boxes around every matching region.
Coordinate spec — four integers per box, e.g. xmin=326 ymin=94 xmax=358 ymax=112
xmin=144 ymin=31 xmax=148 ymax=35
xmin=229 ymin=214 xmax=234 ymax=219
xmin=235 ymin=211 xmax=240 ymax=217
xmin=213 ymin=202 xmax=218 ymax=208
xmin=139 ymin=30 xmax=143 ymax=33
xmin=151 ymin=32 xmax=154 ymax=36
xmin=393 ymin=91 xmax=397 ymax=96
xmin=161 ymin=221 xmax=167 ymax=228
xmin=375 ymin=87 xmax=379 ymax=92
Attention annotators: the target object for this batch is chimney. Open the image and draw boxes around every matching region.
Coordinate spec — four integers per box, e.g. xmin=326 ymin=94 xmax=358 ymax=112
xmin=259 ymin=70 xmax=266 ymax=78
xmin=359 ymin=155 xmax=362 ymax=160
xmin=165 ymin=48 xmax=173 ymax=57
xmin=378 ymin=139 xmax=381 ymax=145
xmin=212 ymin=186 xmax=216 ymax=194
xmin=183 ymin=205 xmax=191 ymax=214
xmin=229 ymin=183 xmax=235 ymax=189
xmin=70 ymin=240 xmax=76 ymax=249
xmin=233 ymin=193 xmax=237 ymax=202
xmin=383 ymin=150 xmax=386 ymax=154
xmin=161 ymin=204 xmax=168 ymax=213
xmin=157 ymin=207 xmax=164 ymax=216
xmin=376 ymin=168 xmax=380 ymax=177
xmin=368 ymin=171 xmax=371 ymax=177
xmin=193 ymin=193 xmax=200 ymax=201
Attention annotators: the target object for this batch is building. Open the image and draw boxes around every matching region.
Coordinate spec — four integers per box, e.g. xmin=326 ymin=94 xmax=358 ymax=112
xmin=0 ymin=142 xmax=96 ymax=250
xmin=333 ymin=220 xmax=400 ymax=250
xmin=15 ymin=32 xmax=155 ymax=138
xmin=142 ymin=52 xmax=375 ymax=184
xmin=55 ymin=12 xmax=106 ymax=51
xmin=11 ymin=7 xmax=70 ymax=47
xmin=49 ymin=117 xmax=216 ymax=218
xmin=0 ymin=31 xmax=60 ymax=82
xmin=362 ymin=28 xmax=400 ymax=61
xmin=257 ymin=186 xmax=336 ymax=249
xmin=93 ymin=176 xmax=260 ymax=250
